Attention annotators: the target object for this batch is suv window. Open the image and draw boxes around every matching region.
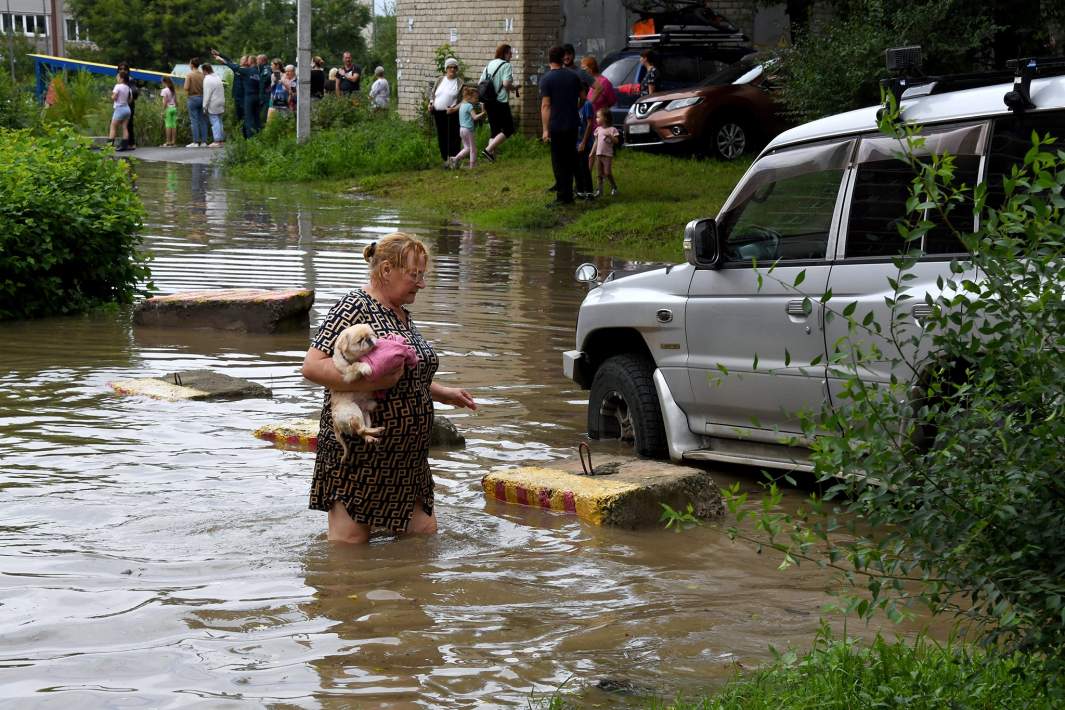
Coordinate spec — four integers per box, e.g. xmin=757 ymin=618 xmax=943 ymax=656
xmin=660 ymin=54 xmax=700 ymax=84
xmin=845 ymin=123 xmax=986 ymax=258
xmin=602 ymin=56 xmax=641 ymax=88
xmin=718 ymin=141 xmax=852 ymax=263
xmin=985 ymin=110 xmax=1065 ymax=209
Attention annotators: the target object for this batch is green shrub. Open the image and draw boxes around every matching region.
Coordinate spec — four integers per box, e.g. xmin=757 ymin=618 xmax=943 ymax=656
xmin=0 ymin=73 xmax=39 ymax=130
xmin=662 ymin=629 xmax=1065 ymax=709
xmin=43 ymin=72 xmax=111 ymax=134
xmin=222 ymin=108 xmax=438 ymax=181
xmin=0 ymin=126 xmax=150 ymax=320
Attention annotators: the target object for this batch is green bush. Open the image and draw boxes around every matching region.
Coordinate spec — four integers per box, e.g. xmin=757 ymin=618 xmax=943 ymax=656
xmin=662 ymin=629 xmax=1065 ymax=709
xmin=0 ymin=73 xmax=39 ymax=130
xmin=0 ymin=126 xmax=150 ymax=320
xmin=222 ymin=107 xmax=438 ymax=181
xmin=779 ymin=0 xmax=994 ymax=122
xmin=43 ymin=72 xmax=111 ymax=134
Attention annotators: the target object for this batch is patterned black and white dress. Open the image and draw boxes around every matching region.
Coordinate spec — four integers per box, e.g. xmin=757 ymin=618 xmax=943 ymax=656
xmin=308 ymin=288 xmax=439 ymax=531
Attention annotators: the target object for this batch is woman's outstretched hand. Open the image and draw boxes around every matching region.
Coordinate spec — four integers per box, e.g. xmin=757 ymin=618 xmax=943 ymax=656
xmin=432 ymin=384 xmax=477 ymax=410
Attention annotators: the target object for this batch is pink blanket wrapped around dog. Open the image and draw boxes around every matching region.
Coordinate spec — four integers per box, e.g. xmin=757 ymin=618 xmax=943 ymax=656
xmin=358 ymin=333 xmax=419 ymax=377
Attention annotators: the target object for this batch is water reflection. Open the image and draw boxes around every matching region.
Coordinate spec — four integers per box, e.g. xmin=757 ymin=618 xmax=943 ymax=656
xmin=0 ymin=161 xmax=937 ymax=707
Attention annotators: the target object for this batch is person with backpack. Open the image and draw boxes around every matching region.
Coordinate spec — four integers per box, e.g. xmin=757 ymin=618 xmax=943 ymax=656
xmin=478 ymin=43 xmax=519 ymax=163
xmin=582 ymin=56 xmax=617 ymax=122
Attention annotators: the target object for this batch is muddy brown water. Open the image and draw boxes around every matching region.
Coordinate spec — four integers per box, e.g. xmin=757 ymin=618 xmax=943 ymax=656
xmin=0 ymin=162 xmax=938 ymax=708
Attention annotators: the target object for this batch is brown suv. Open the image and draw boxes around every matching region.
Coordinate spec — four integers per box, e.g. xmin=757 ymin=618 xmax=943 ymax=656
xmin=624 ymin=61 xmax=788 ymax=160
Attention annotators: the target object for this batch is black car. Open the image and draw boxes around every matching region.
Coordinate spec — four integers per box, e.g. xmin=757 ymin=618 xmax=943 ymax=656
xmin=600 ymin=43 xmax=752 ymax=128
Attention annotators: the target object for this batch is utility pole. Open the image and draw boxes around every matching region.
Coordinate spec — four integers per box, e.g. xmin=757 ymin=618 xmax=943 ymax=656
xmin=296 ymin=0 xmax=311 ymax=143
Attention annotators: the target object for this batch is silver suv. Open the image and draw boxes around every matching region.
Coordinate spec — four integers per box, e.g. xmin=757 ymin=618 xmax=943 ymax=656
xmin=563 ymin=63 xmax=1065 ymax=469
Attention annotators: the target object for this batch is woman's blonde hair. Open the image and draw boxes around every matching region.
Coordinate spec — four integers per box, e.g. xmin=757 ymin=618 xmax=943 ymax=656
xmin=363 ymin=232 xmax=429 ymax=284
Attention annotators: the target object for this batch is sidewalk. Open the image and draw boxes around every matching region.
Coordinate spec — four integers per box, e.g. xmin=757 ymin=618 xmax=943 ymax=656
xmin=126 ymin=145 xmax=221 ymax=165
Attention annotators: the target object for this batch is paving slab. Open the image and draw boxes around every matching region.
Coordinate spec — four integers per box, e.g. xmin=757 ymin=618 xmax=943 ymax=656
xmin=133 ymin=288 xmax=314 ymax=333
xmin=111 ymin=370 xmax=272 ymax=401
xmin=254 ymin=415 xmax=466 ymax=452
xmin=482 ymin=455 xmax=724 ymax=528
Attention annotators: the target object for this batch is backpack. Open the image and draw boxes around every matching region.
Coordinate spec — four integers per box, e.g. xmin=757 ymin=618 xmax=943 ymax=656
xmin=271 ymin=80 xmax=288 ymax=107
xmin=478 ymin=60 xmax=507 ymax=104
xmin=599 ymin=77 xmax=617 ymax=109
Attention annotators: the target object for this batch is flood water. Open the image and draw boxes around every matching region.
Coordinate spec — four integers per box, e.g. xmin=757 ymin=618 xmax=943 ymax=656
xmin=1 ymin=161 xmax=933 ymax=708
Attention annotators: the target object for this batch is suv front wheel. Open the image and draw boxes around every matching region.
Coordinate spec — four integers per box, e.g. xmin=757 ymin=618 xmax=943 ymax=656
xmin=587 ymin=354 xmax=667 ymax=458
xmin=706 ymin=115 xmax=750 ymax=160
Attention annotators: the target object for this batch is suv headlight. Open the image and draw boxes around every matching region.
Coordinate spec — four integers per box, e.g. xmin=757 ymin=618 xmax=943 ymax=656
xmin=664 ymin=97 xmax=703 ymax=111
xmin=628 ymin=103 xmax=637 ymax=115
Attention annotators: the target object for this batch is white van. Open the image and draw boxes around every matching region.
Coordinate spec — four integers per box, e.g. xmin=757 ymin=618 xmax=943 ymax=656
xmin=563 ymin=58 xmax=1065 ymax=469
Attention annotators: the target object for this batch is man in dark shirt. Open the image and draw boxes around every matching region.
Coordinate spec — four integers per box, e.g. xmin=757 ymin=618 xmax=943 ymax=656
xmin=212 ymin=49 xmax=262 ymax=137
xmin=540 ymin=45 xmax=583 ymax=205
xmin=336 ymin=51 xmax=361 ymax=96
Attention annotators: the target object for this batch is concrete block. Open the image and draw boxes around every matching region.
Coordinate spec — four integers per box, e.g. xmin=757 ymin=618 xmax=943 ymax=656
xmin=110 ymin=370 xmax=272 ymax=401
xmin=253 ymin=415 xmax=466 ymax=452
xmin=133 ymin=288 xmax=314 ymax=333
xmin=481 ymin=455 xmax=724 ymax=528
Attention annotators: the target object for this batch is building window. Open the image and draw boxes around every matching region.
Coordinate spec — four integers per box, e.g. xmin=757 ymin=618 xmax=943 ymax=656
xmin=64 ymin=17 xmax=87 ymax=42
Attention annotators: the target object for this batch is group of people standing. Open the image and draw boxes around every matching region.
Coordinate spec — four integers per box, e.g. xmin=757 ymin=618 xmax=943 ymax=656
xmin=428 ymin=44 xmax=518 ymax=169
xmin=110 ymin=50 xmax=392 ymax=151
xmin=426 ymin=43 xmax=622 ymax=204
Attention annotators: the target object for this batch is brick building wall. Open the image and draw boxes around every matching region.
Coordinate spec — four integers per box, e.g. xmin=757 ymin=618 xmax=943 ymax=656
xmin=395 ymin=0 xmax=562 ymax=136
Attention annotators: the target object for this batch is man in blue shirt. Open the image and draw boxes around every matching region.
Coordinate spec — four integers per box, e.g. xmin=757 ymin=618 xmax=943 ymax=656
xmin=539 ymin=45 xmax=583 ymax=205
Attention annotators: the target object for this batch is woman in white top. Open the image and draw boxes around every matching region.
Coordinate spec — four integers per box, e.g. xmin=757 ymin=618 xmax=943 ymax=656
xmin=109 ymin=71 xmax=132 ymax=151
xmin=369 ymin=66 xmax=390 ymax=110
xmin=201 ymin=63 xmax=226 ymax=147
xmin=427 ymin=57 xmax=462 ymax=167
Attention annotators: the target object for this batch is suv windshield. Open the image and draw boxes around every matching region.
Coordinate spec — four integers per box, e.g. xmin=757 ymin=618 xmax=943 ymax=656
xmin=700 ymin=63 xmax=752 ymax=86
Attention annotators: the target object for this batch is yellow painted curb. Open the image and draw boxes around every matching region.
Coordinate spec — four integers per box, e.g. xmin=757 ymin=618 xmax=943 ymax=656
xmin=254 ymin=418 xmax=320 ymax=451
xmin=482 ymin=467 xmax=641 ymax=526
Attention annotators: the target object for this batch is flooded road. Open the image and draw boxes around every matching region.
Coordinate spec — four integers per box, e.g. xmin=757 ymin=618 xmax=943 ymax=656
xmin=1 ymin=161 xmax=929 ymax=708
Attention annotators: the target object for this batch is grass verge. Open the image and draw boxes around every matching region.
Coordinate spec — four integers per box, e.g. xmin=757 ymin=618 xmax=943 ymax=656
xmin=661 ymin=631 xmax=1061 ymax=709
xmin=220 ymin=115 xmax=749 ymax=261
xmin=357 ymin=138 xmax=749 ymax=261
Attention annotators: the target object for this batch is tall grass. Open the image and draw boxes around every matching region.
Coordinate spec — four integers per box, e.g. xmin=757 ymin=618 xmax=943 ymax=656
xmin=657 ymin=631 xmax=1064 ymax=709
xmin=222 ymin=105 xmax=438 ymax=181
xmin=43 ymin=72 xmax=111 ymax=133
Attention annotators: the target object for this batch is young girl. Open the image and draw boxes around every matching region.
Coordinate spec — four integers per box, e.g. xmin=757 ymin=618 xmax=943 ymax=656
xmin=109 ymin=71 xmax=131 ymax=151
xmin=448 ymin=85 xmax=485 ymax=169
xmin=591 ymin=107 xmax=620 ymax=196
xmin=160 ymin=76 xmax=177 ymax=146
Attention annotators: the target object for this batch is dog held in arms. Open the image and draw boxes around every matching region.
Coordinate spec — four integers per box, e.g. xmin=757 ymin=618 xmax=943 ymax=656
xmin=330 ymin=323 xmax=420 ymax=462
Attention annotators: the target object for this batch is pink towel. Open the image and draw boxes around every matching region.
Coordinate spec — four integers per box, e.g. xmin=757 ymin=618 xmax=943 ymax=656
xmin=357 ymin=333 xmax=419 ymax=379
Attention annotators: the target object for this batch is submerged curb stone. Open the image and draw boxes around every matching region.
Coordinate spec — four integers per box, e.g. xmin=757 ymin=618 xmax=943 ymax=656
xmin=482 ymin=456 xmax=724 ymax=528
xmin=110 ymin=370 xmax=272 ymax=401
xmin=253 ymin=415 xmax=466 ymax=451
xmin=133 ymin=288 xmax=314 ymax=333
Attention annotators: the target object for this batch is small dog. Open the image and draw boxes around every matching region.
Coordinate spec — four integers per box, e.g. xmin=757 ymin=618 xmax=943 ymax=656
xmin=331 ymin=324 xmax=385 ymax=461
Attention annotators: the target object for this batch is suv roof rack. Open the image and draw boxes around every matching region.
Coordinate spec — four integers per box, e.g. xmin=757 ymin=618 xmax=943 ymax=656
xmin=881 ymin=47 xmax=1065 ymax=114
xmin=628 ymin=30 xmax=748 ymax=47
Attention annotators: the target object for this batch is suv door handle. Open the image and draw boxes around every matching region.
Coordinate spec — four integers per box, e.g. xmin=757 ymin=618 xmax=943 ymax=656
xmin=785 ymin=300 xmax=809 ymax=318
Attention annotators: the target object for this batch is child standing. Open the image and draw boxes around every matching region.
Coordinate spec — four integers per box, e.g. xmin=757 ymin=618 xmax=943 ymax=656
xmin=161 ymin=76 xmax=178 ymax=147
xmin=449 ymin=86 xmax=485 ymax=169
xmin=575 ymin=85 xmax=595 ymax=198
xmin=591 ymin=108 xmax=620 ymax=196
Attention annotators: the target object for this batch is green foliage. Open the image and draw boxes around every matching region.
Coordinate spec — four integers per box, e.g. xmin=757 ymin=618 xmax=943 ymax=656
xmin=0 ymin=73 xmax=38 ymax=130
xmin=216 ymin=0 xmax=368 ymax=68
xmin=434 ymin=44 xmax=467 ymax=78
xmin=221 ymin=107 xmax=436 ymax=182
xmin=0 ymin=127 xmax=151 ymax=320
xmin=660 ymin=628 xmax=1065 ymax=708
xmin=311 ymin=94 xmax=366 ymax=131
xmin=779 ymin=0 xmax=995 ymax=122
xmin=659 ymin=503 xmax=701 ymax=532
xmin=0 ymin=33 xmax=42 ymax=82
xmin=43 ymin=72 xmax=111 ymax=133
xmin=366 ymin=13 xmax=397 ymax=80
xmin=726 ymin=99 xmax=1065 ymax=654
xmin=68 ymin=0 xmax=237 ymax=68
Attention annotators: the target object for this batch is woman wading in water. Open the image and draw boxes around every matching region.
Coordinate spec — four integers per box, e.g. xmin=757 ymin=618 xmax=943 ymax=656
xmin=301 ymin=232 xmax=476 ymax=543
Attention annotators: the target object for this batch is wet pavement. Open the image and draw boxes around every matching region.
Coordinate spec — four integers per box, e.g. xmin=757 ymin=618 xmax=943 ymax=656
xmin=0 ymin=161 xmax=937 ymax=708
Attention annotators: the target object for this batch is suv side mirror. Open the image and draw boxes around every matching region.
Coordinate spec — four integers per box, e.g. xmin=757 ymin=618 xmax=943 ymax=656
xmin=683 ymin=218 xmax=721 ymax=268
